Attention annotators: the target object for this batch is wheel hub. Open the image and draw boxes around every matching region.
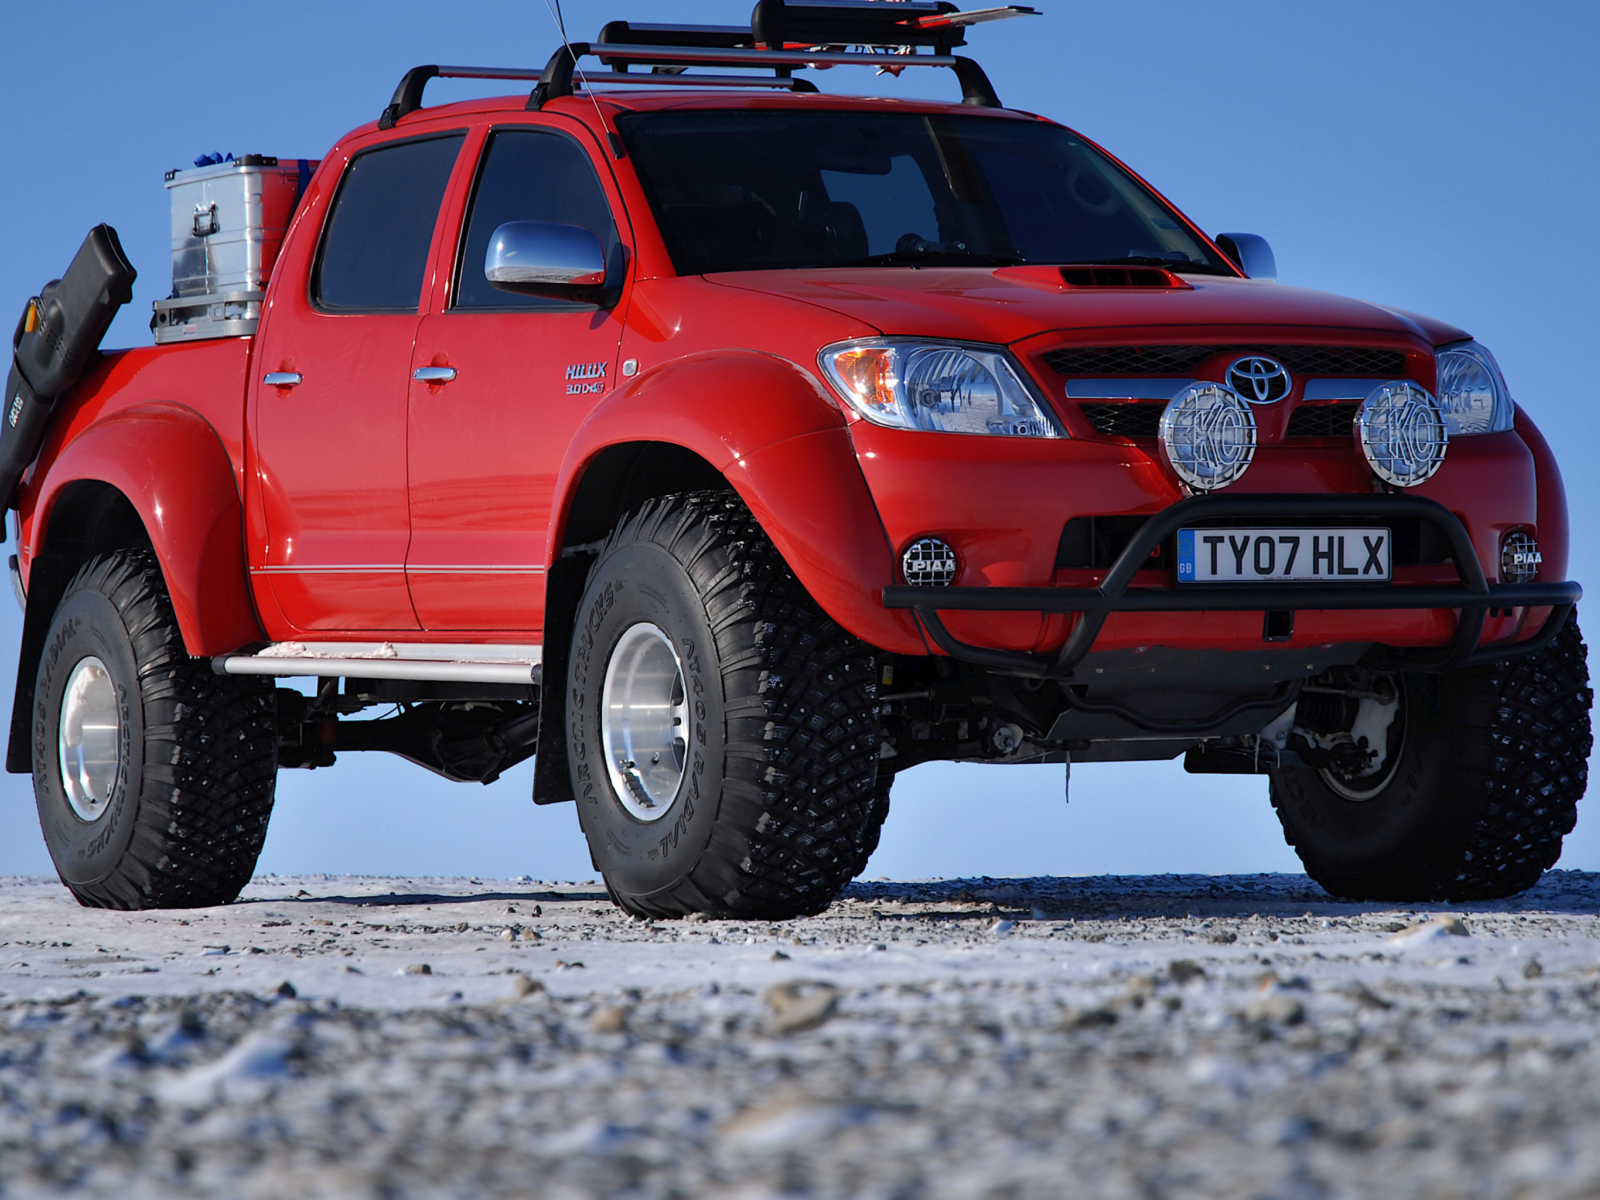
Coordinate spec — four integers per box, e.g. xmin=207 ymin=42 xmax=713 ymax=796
xmin=1294 ymin=671 xmax=1404 ymax=802
xmin=600 ymin=623 xmax=691 ymax=822
xmin=58 ymin=656 xmax=121 ymax=822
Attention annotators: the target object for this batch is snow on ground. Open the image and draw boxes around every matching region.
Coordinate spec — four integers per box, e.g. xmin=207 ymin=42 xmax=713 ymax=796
xmin=2 ymin=871 xmax=1599 ymax=1198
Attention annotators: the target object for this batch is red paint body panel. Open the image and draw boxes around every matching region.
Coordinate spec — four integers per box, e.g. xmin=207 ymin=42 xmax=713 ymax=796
xmin=708 ymin=271 xmax=1467 ymax=350
xmin=18 ymin=340 xmax=262 ymax=656
xmin=12 ymin=88 xmax=1573 ymax=669
xmin=244 ymin=126 xmax=465 ymax=634
xmin=406 ymin=116 xmax=631 ymax=634
xmin=553 ymin=345 xmax=924 ymax=652
xmin=27 ymin=402 xmax=262 ymax=654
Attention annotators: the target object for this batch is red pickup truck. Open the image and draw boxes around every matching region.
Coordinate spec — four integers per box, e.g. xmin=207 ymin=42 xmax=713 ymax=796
xmin=4 ymin=2 xmax=1588 ymax=918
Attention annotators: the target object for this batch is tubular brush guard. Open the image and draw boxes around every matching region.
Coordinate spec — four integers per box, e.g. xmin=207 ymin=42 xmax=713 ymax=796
xmin=881 ymin=493 xmax=1581 ymax=679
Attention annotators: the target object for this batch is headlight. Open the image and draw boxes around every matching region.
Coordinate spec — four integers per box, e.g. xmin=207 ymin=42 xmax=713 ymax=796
xmin=818 ymin=339 xmax=1062 ymax=437
xmin=1435 ymin=340 xmax=1513 ymax=436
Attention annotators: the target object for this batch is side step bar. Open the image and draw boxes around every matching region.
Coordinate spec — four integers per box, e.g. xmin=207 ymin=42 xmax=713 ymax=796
xmin=212 ymin=642 xmax=542 ymax=686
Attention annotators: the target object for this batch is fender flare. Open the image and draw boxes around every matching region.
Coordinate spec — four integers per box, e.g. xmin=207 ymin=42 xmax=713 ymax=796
xmin=1515 ymin=405 xmax=1569 ymax=584
xmin=550 ymin=350 xmax=925 ymax=655
xmin=28 ymin=402 xmax=263 ymax=656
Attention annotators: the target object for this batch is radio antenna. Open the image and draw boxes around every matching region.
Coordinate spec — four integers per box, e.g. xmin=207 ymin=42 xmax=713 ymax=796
xmin=541 ymin=0 xmax=620 ymax=155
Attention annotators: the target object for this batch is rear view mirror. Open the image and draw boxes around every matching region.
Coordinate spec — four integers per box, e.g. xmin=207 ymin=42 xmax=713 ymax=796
xmin=485 ymin=221 xmax=607 ymax=295
xmin=1214 ymin=233 xmax=1277 ymax=282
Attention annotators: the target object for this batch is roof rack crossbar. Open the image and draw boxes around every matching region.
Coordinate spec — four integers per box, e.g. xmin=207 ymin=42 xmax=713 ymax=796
xmin=526 ymin=42 xmax=999 ymax=110
xmin=575 ymin=43 xmax=960 ymax=69
xmin=560 ymin=72 xmax=820 ymax=93
xmin=379 ymin=64 xmax=546 ymax=129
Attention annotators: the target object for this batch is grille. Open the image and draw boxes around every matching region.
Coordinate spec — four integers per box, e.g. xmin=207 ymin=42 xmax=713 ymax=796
xmin=1044 ymin=344 xmax=1408 ymax=377
xmin=1080 ymin=402 xmax=1166 ymax=438
xmin=1285 ymin=402 xmax=1360 ymax=438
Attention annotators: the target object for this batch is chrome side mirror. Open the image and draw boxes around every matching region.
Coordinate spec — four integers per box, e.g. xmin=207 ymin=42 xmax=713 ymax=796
xmin=485 ymin=221 xmax=607 ymax=293
xmin=1214 ymin=233 xmax=1277 ymax=282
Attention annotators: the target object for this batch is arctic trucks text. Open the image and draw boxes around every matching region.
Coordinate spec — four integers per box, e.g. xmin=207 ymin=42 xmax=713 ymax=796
xmin=3 ymin=1 xmax=1588 ymax=918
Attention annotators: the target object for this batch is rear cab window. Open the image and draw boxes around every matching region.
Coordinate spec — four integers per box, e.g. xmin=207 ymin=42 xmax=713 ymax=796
xmin=313 ymin=133 xmax=467 ymax=312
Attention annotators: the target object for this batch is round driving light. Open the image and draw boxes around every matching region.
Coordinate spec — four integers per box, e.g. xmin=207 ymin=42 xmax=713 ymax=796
xmin=1500 ymin=531 xmax=1542 ymax=584
xmin=1356 ymin=381 xmax=1447 ymax=488
xmin=902 ymin=537 xmax=958 ymax=586
xmin=1158 ymin=383 xmax=1257 ymax=491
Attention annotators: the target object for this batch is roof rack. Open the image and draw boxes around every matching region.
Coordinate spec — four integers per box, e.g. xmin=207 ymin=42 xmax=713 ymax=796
xmin=377 ymin=2 xmax=1037 ymax=128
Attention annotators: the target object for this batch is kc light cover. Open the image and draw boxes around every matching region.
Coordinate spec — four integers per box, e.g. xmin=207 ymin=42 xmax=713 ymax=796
xmin=1158 ymin=383 xmax=1257 ymax=491
xmin=1356 ymin=382 xmax=1448 ymax=487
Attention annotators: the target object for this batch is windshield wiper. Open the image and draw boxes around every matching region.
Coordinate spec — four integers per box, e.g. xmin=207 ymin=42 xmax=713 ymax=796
xmin=1070 ymin=256 xmax=1237 ymax=277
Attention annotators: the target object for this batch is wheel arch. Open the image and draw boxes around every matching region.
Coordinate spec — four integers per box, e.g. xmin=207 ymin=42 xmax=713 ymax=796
xmin=531 ymin=353 xmax=926 ymax=805
xmin=547 ymin=352 xmax=920 ymax=651
xmin=8 ymin=403 xmax=263 ymax=773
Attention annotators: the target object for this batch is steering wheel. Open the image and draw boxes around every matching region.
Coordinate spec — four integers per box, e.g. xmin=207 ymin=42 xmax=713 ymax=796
xmin=1064 ymin=166 xmax=1123 ymax=218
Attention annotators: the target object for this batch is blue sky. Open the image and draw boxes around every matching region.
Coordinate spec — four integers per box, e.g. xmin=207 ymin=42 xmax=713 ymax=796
xmin=0 ymin=1 xmax=1595 ymax=881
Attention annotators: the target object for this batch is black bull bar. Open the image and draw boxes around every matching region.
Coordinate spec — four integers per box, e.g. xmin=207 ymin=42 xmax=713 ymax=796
xmin=882 ymin=494 xmax=1581 ymax=678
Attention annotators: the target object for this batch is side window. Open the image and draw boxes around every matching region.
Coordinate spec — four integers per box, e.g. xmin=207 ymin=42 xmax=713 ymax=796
xmin=454 ymin=129 xmax=620 ymax=310
xmin=313 ymin=133 xmax=465 ymax=312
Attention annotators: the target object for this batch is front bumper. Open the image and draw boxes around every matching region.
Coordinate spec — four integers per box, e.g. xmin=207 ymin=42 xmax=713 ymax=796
xmin=883 ymin=493 xmax=1580 ymax=677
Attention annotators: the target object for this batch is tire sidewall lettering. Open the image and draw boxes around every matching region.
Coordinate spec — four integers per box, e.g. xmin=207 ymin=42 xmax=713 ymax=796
xmin=568 ymin=541 xmax=726 ymax=896
xmin=33 ymin=588 xmax=146 ymax=888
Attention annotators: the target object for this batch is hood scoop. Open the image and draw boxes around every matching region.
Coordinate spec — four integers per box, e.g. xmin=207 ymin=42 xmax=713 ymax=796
xmin=993 ymin=264 xmax=1193 ymax=292
xmin=1060 ymin=265 xmax=1187 ymax=288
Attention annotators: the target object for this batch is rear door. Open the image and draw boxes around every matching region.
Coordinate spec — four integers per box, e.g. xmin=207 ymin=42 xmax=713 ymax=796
xmin=406 ymin=124 xmax=629 ymax=632
xmin=250 ymin=131 xmax=464 ymax=632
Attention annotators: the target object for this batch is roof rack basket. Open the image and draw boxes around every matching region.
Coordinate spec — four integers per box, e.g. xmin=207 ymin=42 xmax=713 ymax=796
xmin=377 ymin=2 xmax=1037 ymax=129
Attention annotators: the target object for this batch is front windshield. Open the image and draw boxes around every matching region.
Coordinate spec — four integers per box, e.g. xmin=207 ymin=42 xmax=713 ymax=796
xmin=617 ymin=110 xmax=1232 ymax=276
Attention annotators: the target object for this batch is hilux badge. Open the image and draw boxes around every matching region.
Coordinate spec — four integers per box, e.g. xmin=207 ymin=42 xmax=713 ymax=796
xmin=566 ymin=361 xmax=608 ymax=395
xmin=1226 ymin=356 xmax=1291 ymax=403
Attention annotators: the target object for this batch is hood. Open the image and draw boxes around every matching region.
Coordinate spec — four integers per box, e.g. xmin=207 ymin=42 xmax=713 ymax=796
xmin=705 ymin=268 xmax=1470 ymax=351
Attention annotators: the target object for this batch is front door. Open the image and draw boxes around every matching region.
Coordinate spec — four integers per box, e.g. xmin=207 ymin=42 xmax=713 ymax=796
xmin=407 ymin=126 xmax=627 ymax=633
xmin=251 ymin=131 xmax=465 ymax=632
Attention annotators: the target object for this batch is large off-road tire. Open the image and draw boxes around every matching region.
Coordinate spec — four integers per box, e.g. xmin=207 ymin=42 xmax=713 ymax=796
xmin=566 ymin=492 xmax=885 ymax=920
xmin=32 ymin=550 xmax=278 ymax=909
xmin=1270 ymin=614 xmax=1591 ymax=902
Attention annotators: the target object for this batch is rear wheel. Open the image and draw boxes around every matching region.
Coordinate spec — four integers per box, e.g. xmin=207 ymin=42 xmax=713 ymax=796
xmin=32 ymin=550 xmax=278 ymax=909
xmin=567 ymin=492 xmax=885 ymax=919
xmin=1270 ymin=614 xmax=1591 ymax=901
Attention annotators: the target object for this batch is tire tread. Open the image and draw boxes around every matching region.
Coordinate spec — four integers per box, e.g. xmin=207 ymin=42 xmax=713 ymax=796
xmin=51 ymin=550 xmax=277 ymax=910
xmin=598 ymin=492 xmax=887 ymax=919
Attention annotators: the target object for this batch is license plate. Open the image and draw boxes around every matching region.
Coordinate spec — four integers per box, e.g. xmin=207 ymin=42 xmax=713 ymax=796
xmin=1177 ymin=527 xmax=1391 ymax=583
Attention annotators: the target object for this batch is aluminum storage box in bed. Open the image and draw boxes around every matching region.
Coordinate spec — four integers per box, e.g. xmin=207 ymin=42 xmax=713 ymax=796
xmin=152 ymin=156 xmax=316 ymax=343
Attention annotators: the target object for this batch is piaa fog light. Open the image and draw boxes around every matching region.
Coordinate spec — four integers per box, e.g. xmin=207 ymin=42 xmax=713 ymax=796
xmin=1158 ymin=383 xmax=1257 ymax=491
xmin=902 ymin=538 xmax=957 ymax=586
xmin=1356 ymin=381 xmax=1447 ymax=487
xmin=1500 ymin=531 xmax=1542 ymax=584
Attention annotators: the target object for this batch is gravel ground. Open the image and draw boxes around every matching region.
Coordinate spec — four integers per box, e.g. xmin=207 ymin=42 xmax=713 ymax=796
xmin=1 ymin=870 xmax=1599 ymax=1199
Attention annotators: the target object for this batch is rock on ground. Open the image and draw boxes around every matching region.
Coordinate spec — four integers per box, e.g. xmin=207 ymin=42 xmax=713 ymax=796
xmin=2 ymin=871 xmax=1599 ymax=1199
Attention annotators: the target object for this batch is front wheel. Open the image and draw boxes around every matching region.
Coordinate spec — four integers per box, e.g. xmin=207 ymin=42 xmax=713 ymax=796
xmin=1270 ymin=614 xmax=1591 ymax=901
xmin=32 ymin=550 xmax=279 ymax=909
xmin=566 ymin=492 xmax=886 ymax=920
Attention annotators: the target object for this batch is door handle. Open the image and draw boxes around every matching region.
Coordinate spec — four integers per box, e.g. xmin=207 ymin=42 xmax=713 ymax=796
xmin=263 ymin=372 xmax=303 ymax=388
xmin=413 ymin=366 xmax=458 ymax=383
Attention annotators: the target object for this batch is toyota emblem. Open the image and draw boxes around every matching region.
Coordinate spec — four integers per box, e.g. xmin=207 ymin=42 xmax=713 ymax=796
xmin=1226 ymin=356 xmax=1292 ymax=404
